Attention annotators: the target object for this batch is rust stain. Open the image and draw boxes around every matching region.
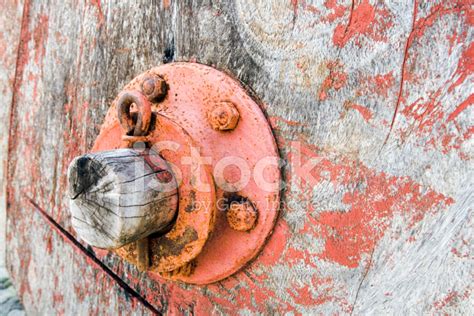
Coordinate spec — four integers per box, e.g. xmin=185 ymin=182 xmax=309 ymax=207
xmin=226 ymin=200 xmax=258 ymax=232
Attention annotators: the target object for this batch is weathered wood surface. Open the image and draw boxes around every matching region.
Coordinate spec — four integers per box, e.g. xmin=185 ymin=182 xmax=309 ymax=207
xmin=0 ymin=0 xmax=24 ymax=264
xmin=0 ymin=1 xmax=26 ymax=313
xmin=68 ymin=148 xmax=178 ymax=249
xmin=4 ymin=0 xmax=473 ymax=314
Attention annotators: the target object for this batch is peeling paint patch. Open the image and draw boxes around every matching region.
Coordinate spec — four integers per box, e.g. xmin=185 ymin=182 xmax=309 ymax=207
xmin=345 ymin=101 xmax=373 ymax=122
xmin=289 ymin=141 xmax=454 ymax=268
xmin=333 ymin=0 xmax=393 ymax=47
xmin=318 ymin=61 xmax=347 ymax=101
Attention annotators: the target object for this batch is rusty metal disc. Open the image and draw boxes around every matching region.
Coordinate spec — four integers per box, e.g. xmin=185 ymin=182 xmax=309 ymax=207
xmin=94 ymin=63 xmax=281 ymax=284
xmin=93 ymin=115 xmax=217 ymax=273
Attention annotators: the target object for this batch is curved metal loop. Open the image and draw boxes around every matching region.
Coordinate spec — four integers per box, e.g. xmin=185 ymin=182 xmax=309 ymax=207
xmin=117 ymin=90 xmax=152 ymax=136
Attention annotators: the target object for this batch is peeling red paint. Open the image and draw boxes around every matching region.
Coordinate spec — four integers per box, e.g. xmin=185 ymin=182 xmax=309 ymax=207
xmin=401 ymin=90 xmax=443 ymax=136
xmin=447 ymin=31 xmax=459 ymax=55
xmin=89 ymin=0 xmax=105 ymax=25
xmin=354 ymin=71 xmax=396 ymax=101
xmin=288 ymin=285 xmax=313 ymax=305
xmin=10 ymin=0 xmax=31 ymax=105
xmin=319 ymin=61 xmax=347 ymax=100
xmin=400 ymin=1 xmax=473 ymax=95
xmin=291 ymin=0 xmax=349 ymax=23
xmin=384 ymin=0 xmax=418 ymax=145
xmin=256 ymin=220 xmax=290 ymax=266
xmin=448 ymin=41 xmax=474 ymax=93
xmin=384 ymin=2 xmax=474 ymax=156
xmin=370 ymin=72 xmax=395 ymax=98
xmin=323 ymin=0 xmax=347 ymax=23
xmin=434 ymin=290 xmax=470 ymax=311
xmin=399 ymin=87 xmax=472 ymax=157
xmin=333 ymin=0 xmax=393 ymax=47
xmin=269 ymin=116 xmax=306 ymax=128
xmin=32 ymin=14 xmax=48 ymax=64
xmin=290 ymin=0 xmax=299 ymax=18
xmin=288 ymin=141 xmax=454 ymax=269
xmin=346 ymin=102 xmax=373 ymax=122
xmin=447 ymin=93 xmax=474 ymax=122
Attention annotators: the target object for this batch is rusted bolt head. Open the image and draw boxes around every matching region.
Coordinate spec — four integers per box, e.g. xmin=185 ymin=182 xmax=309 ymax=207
xmin=226 ymin=201 xmax=257 ymax=232
xmin=208 ymin=102 xmax=240 ymax=131
xmin=141 ymin=74 xmax=167 ymax=101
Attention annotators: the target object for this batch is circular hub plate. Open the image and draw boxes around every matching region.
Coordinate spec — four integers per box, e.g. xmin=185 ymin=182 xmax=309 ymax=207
xmin=94 ymin=63 xmax=281 ymax=284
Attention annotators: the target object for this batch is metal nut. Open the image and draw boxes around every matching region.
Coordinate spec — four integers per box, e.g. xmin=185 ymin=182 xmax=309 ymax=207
xmin=208 ymin=102 xmax=240 ymax=131
xmin=226 ymin=201 xmax=257 ymax=232
xmin=141 ymin=74 xmax=167 ymax=101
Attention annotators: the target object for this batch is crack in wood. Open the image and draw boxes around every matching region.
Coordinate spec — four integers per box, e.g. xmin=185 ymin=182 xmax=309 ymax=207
xmin=350 ymin=242 xmax=377 ymax=316
xmin=119 ymin=169 xmax=168 ymax=185
xmin=383 ymin=0 xmax=418 ymax=147
xmin=26 ymin=197 xmax=163 ymax=315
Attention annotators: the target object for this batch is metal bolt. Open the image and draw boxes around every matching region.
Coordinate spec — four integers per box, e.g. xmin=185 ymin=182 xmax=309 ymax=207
xmin=141 ymin=74 xmax=167 ymax=101
xmin=208 ymin=102 xmax=240 ymax=131
xmin=226 ymin=200 xmax=257 ymax=232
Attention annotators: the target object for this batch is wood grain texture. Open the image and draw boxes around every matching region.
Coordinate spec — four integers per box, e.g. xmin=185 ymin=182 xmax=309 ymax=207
xmin=0 ymin=1 xmax=25 ymax=314
xmin=68 ymin=149 xmax=178 ymax=249
xmin=0 ymin=0 xmax=24 ymax=266
xmin=4 ymin=0 xmax=473 ymax=314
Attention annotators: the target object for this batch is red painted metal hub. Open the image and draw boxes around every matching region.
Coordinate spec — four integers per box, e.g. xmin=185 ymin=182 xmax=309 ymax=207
xmin=92 ymin=62 xmax=281 ymax=284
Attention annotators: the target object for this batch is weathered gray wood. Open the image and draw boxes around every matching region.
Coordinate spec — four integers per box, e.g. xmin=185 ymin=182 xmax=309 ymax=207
xmin=4 ymin=0 xmax=473 ymax=314
xmin=68 ymin=148 xmax=178 ymax=249
xmin=0 ymin=0 xmax=24 ymax=267
xmin=0 ymin=1 xmax=25 ymax=314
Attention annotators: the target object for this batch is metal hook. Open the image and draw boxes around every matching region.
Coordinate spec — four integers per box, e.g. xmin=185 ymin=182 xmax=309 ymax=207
xmin=117 ymin=90 xmax=152 ymax=136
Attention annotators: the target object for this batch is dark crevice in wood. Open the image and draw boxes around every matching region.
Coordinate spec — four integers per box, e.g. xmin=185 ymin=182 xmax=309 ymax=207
xmin=27 ymin=197 xmax=163 ymax=315
xmin=350 ymin=242 xmax=377 ymax=316
xmin=79 ymin=198 xmax=133 ymax=218
xmin=96 ymin=153 xmax=144 ymax=161
xmin=81 ymin=192 xmax=177 ymax=213
xmin=163 ymin=37 xmax=175 ymax=64
xmin=119 ymin=169 xmax=168 ymax=184
xmin=383 ymin=0 xmax=418 ymax=147
xmin=86 ymin=180 xmax=115 ymax=195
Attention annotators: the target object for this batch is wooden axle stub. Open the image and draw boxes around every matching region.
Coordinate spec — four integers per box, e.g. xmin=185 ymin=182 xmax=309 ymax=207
xmin=68 ymin=148 xmax=178 ymax=249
